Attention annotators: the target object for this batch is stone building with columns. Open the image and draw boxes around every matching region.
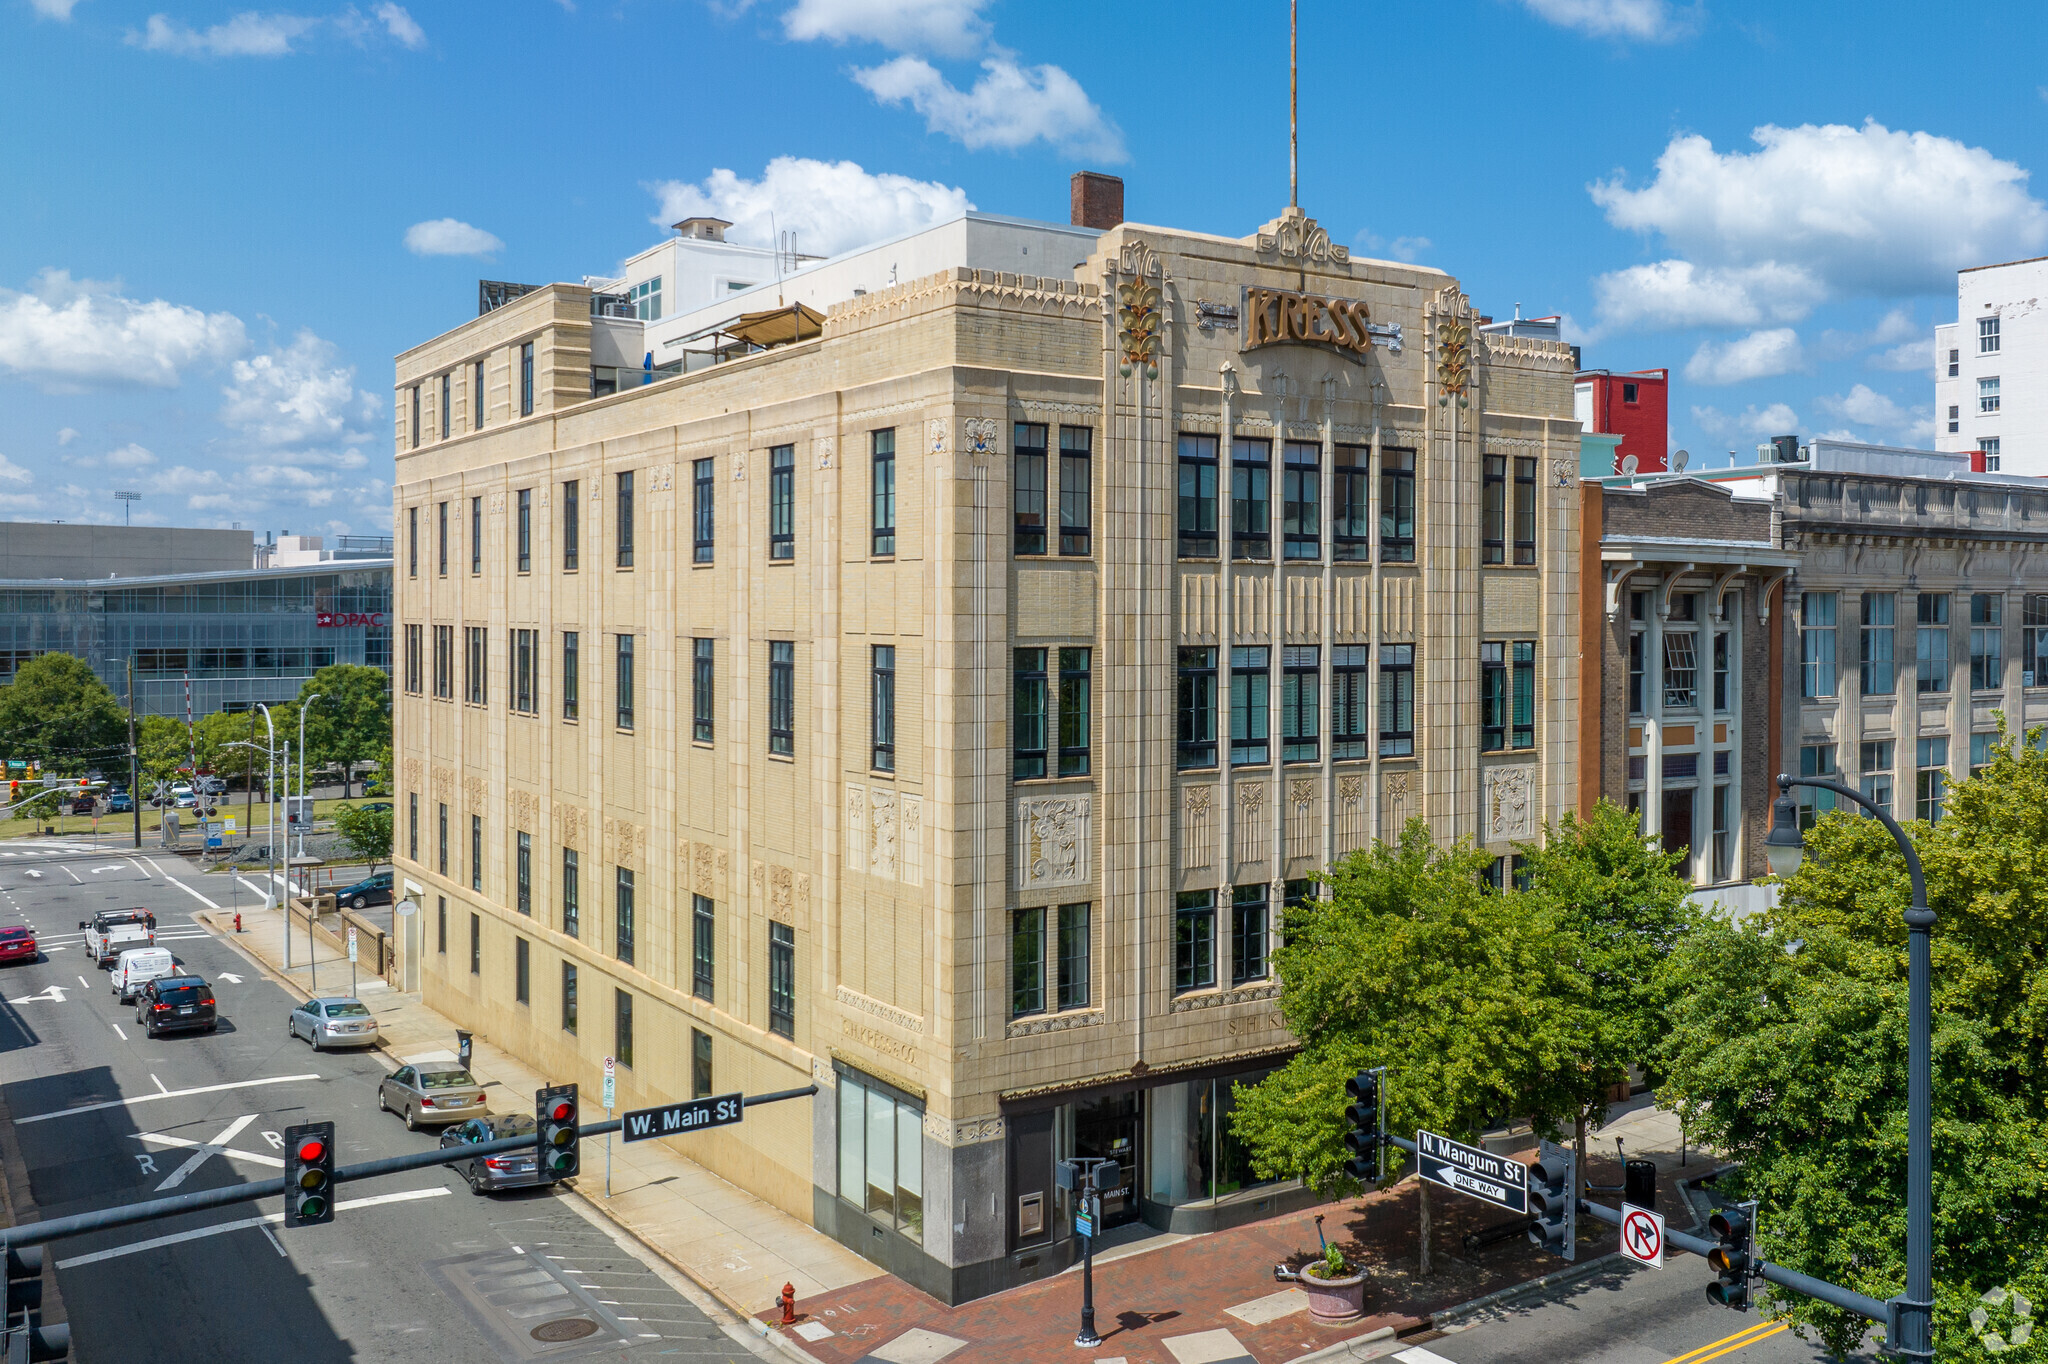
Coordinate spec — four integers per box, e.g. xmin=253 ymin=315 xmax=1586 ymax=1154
xmin=387 ymin=198 xmax=1582 ymax=1302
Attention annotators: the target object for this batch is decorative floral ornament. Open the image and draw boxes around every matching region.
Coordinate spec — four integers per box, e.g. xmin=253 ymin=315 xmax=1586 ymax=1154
xmin=1436 ymin=319 xmax=1470 ymax=407
xmin=1116 ymin=280 xmax=1161 ymax=379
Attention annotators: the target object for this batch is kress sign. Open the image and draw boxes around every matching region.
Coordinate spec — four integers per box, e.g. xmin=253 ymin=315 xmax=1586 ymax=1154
xmin=1242 ymin=286 xmax=1375 ymax=358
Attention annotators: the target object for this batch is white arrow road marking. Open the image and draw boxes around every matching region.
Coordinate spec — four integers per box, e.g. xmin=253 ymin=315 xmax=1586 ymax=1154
xmin=89 ymin=865 xmax=124 ymax=874
xmin=53 ymin=1188 xmax=452 ymax=1269
xmin=17 ymin=1073 xmax=324 ymax=1124
xmin=153 ymin=1113 xmax=260 ymax=1190
xmin=6 ymin=984 xmax=68 ymax=1004
xmin=22 ymin=870 xmax=40 ymax=879
xmin=137 ymin=1124 xmax=285 ymax=1172
xmin=218 ymin=973 xmax=243 ymax=984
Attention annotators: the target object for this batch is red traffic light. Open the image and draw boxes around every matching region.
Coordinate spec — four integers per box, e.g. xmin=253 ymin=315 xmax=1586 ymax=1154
xmin=546 ymin=1098 xmax=576 ymax=1123
xmin=297 ymin=1136 xmax=327 ymax=1164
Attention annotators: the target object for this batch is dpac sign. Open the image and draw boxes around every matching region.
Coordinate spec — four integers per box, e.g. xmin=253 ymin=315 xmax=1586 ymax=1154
xmin=622 ymin=1092 xmax=743 ymax=1142
xmin=315 ymin=611 xmax=386 ymax=628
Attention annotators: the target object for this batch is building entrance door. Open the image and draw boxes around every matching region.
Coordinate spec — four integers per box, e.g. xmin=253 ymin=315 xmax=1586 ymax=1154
xmin=1073 ymin=1091 xmax=1140 ymax=1228
xmin=1661 ymin=786 xmax=1695 ymax=869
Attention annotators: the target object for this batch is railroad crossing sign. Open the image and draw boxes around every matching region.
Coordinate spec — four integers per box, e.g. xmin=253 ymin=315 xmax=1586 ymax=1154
xmin=1415 ymin=1129 xmax=1528 ymax=1214
xmin=1620 ymin=1204 xmax=1666 ymax=1269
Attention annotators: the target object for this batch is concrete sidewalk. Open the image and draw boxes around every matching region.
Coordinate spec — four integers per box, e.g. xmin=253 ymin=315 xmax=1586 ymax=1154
xmin=188 ymin=885 xmax=880 ymax=1331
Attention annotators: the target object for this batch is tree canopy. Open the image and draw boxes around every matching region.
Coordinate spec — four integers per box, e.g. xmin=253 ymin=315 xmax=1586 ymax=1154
xmin=0 ymin=654 xmax=125 ymax=775
xmin=296 ymin=665 xmax=390 ymax=795
xmin=333 ymin=803 xmax=392 ymax=875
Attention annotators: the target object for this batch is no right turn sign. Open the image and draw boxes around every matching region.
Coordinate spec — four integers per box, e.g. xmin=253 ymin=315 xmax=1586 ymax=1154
xmin=1620 ymin=1204 xmax=1666 ymax=1269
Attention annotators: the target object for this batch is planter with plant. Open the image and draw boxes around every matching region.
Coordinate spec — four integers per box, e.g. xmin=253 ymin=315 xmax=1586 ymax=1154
xmin=1300 ymin=1243 xmax=1367 ymax=1322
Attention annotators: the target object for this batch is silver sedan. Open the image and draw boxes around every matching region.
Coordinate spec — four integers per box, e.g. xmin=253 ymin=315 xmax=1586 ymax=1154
xmin=287 ymin=997 xmax=381 ymax=1050
xmin=378 ymin=1062 xmax=489 ymax=1131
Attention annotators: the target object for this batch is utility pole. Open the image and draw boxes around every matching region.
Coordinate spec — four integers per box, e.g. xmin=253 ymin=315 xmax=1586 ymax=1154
xmin=126 ymin=658 xmax=141 ymax=849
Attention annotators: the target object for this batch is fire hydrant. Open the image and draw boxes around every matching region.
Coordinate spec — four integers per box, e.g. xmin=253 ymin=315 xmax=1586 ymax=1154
xmin=778 ymin=1283 xmax=796 ymax=1325
xmin=234 ymin=912 xmax=244 ymax=933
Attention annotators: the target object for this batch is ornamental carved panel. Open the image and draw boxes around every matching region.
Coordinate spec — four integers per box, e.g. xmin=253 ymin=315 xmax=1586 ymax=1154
xmin=1235 ymin=780 xmax=1267 ymax=866
xmin=1485 ymin=765 xmax=1537 ymax=844
xmin=1336 ymin=775 xmax=1367 ymax=856
xmin=1381 ymin=771 xmax=1411 ymax=843
xmin=1016 ymin=794 xmax=1091 ymax=891
xmin=461 ymin=774 xmax=487 ymax=810
xmin=844 ymin=783 xmax=867 ymax=876
xmin=1286 ymin=779 xmax=1318 ymax=861
xmin=927 ymin=418 xmax=947 ymax=457
xmin=963 ymin=418 xmax=997 ymax=458
xmin=869 ymin=788 xmax=899 ymax=882
xmin=693 ymin=842 xmax=714 ymax=896
xmin=770 ymin=864 xmax=793 ymax=918
xmin=898 ymin=794 xmax=924 ymax=888
xmin=1181 ymin=784 xmax=1214 ymax=870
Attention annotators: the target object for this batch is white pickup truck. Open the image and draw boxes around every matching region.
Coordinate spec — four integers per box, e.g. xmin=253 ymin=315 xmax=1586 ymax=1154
xmin=81 ymin=909 xmax=157 ymax=967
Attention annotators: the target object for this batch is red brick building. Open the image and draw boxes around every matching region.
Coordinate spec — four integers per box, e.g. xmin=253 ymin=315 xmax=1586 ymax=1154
xmin=1575 ymin=368 xmax=1669 ymax=474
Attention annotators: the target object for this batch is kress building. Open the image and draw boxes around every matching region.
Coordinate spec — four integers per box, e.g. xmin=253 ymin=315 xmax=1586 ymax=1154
xmin=389 ymin=190 xmax=1582 ymax=1301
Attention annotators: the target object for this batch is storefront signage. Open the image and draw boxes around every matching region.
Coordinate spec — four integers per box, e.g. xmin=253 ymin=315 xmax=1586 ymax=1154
xmin=315 ymin=611 xmax=386 ymax=628
xmin=1243 ymin=286 xmax=1375 ymax=357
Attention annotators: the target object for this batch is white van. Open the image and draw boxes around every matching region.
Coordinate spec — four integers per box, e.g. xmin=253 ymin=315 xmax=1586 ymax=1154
xmin=112 ymin=947 xmax=177 ymax=1003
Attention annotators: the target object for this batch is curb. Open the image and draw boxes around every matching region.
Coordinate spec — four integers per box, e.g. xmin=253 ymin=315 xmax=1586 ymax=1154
xmin=1430 ymin=1250 xmax=1630 ymax=1328
xmin=1280 ymin=1324 xmax=1399 ymax=1364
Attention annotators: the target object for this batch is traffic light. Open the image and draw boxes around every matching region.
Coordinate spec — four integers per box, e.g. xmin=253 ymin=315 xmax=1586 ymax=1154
xmin=284 ymin=1122 xmax=336 ymax=1227
xmin=537 ymin=1084 xmax=579 ymax=1182
xmin=5 ymin=1245 xmax=67 ymax=1362
xmin=1527 ymin=1139 xmax=1576 ymax=1262
xmin=1707 ymin=1204 xmax=1756 ymax=1310
xmin=1342 ymin=1069 xmax=1384 ymax=1182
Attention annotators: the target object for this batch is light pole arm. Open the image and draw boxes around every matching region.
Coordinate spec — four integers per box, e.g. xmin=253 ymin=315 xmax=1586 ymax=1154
xmin=1774 ymin=775 xmax=1928 ymax=913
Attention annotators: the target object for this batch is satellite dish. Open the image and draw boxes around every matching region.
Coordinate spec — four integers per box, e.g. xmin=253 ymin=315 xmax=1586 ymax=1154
xmin=1672 ymin=449 xmax=1690 ymax=472
xmin=1620 ymin=454 xmax=1639 ymax=475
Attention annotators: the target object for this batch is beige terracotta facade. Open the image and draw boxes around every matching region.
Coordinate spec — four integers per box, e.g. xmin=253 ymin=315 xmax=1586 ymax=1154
xmin=389 ymin=206 xmax=1581 ymax=1301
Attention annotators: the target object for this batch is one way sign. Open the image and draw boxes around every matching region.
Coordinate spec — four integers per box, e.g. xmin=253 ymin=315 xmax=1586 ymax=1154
xmin=622 ymin=1092 xmax=744 ymax=1142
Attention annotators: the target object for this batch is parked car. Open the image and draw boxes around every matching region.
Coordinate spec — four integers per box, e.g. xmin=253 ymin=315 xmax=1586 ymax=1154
xmin=378 ymin=1062 xmax=488 ymax=1131
xmin=335 ymin=871 xmax=393 ymax=911
xmin=439 ymin=1114 xmax=543 ymax=1194
xmin=0 ymin=926 xmax=37 ymax=965
xmin=111 ymin=947 xmax=178 ymax=1003
xmin=356 ymin=802 xmax=393 ymax=815
xmin=287 ymin=997 xmax=381 ymax=1051
xmin=107 ymin=791 xmax=134 ymax=814
xmin=173 ymin=786 xmax=197 ymax=809
xmin=135 ymin=975 xmax=217 ymax=1037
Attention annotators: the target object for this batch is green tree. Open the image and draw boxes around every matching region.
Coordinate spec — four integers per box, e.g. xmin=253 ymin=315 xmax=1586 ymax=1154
xmin=0 ymin=653 xmax=125 ymax=775
xmin=296 ymin=665 xmax=390 ymax=797
xmin=1658 ymin=729 xmax=2048 ymax=1360
xmin=136 ymin=715 xmax=192 ymax=789
xmin=1229 ymin=822 xmax=1596 ymax=1272
xmin=333 ymin=803 xmax=393 ymax=877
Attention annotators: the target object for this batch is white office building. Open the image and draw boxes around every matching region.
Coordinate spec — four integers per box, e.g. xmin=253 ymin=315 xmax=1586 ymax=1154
xmin=1934 ymin=255 xmax=2048 ymax=477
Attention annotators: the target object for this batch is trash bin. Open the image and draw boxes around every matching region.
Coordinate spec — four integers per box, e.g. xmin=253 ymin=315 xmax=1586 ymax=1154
xmin=1624 ymin=1158 xmax=1658 ymax=1210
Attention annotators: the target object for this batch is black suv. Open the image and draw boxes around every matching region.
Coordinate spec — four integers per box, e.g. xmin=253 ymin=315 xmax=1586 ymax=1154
xmin=136 ymin=976 xmax=217 ymax=1037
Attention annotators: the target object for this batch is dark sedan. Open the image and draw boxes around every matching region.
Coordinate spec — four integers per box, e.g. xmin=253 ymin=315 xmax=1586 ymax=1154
xmin=335 ymin=871 xmax=393 ymax=911
xmin=439 ymin=1114 xmax=544 ymax=1194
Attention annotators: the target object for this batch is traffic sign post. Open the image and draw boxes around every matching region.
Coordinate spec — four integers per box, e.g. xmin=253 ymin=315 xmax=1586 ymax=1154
xmin=1620 ymin=1204 xmax=1666 ymax=1270
xmin=346 ymin=924 xmax=358 ymax=995
xmin=602 ymin=1056 xmax=616 ymax=1198
xmin=1055 ymin=1157 xmax=1120 ymax=1348
xmin=1415 ymin=1130 xmax=1529 ymax=1214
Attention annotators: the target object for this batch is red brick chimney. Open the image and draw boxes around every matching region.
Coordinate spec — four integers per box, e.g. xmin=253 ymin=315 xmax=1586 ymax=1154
xmin=1070 ymin=173 xmax=1124 ymax=230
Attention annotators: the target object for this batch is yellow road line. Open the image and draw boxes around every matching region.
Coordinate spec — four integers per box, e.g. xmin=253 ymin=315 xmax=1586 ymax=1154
xmin=1660 ymin=1320 xmax=1788 ymax=1364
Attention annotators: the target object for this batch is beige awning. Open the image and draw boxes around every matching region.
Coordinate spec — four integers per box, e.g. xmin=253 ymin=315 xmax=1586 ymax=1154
xmin=724 ymin=302 xmax=824 ymax=349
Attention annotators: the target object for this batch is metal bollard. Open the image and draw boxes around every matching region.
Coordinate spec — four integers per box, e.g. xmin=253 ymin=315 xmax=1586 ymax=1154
xmin=780 ymin=1282 xmax=796 ymax=1324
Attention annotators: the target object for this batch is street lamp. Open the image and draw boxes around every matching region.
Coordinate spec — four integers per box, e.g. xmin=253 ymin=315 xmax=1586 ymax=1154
xmin=297 ymin=694 xmax=323 ymax=860
xmin=1765 ymin=774 xmax=1933 ymax=1361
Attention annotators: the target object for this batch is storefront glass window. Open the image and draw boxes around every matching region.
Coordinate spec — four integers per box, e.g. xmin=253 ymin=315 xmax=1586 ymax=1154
xmin=836 ymin=1068 xmax=923 ymax=1243
xmin=1144 ymin=1069 xmax=1278 ymax=1207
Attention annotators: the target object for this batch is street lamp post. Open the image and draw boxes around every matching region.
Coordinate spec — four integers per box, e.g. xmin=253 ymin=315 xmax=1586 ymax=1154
xmin=297 ymin=694 xmax=323 ymax=861
xmin=1764 ymin=775 xmax=1933 ymax=1361
xmin=254 ymin=704 xmax=287 ymax=973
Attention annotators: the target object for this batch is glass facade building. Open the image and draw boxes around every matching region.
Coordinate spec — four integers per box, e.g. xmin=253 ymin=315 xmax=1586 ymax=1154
xmin=0 ymin=562 xmax=391 ymax=716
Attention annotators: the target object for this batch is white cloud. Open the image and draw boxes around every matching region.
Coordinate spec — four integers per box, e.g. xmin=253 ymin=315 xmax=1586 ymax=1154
xmin=854 ymin=55 xmax=1125 ymax=159
xmin=373 ymin=2 xmax=424 ymax=49
xmin=1354 ymin=230 xmax=1433 ymax=263
xmin=783 ymin=0 xmax=989 ymax=57
xmin=71 ymin=443 xmax=160 ymax=471
xmin=219 ymin=330 xmax=367 ymax=448
xmin=1818 ymin=383 xmax=1933 ymax=441
xmin=0 ymin=269 xmax=246 ymax=390
xmin=1870 ymin=339 xmax=1936 ymax=374
xmin=1693 ymin=402 xmax=1799 ymax=440
xmin=648 ymin=156 xmax=974 ymax=258
xmin=29 ymin=0 xmax=86 ymax=18
xmin=1593 ymin=259 xmax=1824 ymax=332
xmin=1520 ymin=0 xmax=1694 ymax=40
xmin=1592 ymin=121 xmax=2048 ymax=299
xmin=1684 ymin=327 xmax=1805 ymax=385
xmin=0 ymin=453 xmax=34 ymax=484
xmin=404 ymin=218 xmax=504 ymax=257
xmin=56 ymin=427 xmax=78 ymax=446
xmin=130 ymin=11 xmax=320 ymax=57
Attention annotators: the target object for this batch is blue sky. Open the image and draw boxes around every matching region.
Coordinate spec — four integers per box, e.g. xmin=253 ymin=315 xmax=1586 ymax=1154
xmin=3 ymin=0 xmax=2043 ymax=535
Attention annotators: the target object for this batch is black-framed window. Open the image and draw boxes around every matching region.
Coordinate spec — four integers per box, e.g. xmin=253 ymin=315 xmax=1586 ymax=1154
xmin=1232 ymin=883 xmax=1269 ymax=984
xmin=767 ymin=921 xmax=795 ymax=1037
xmin=769 ymin=641 xmax=795 ymax=756
xmin=692 ymin=895 xmax=715 ymax=1003
xmin=437 ymin=500 xmax=448 ymax=575
xmin=1011 ymin=907 xmax=1044 ymax=1017
xmin=1178 ymin=433 xmax=1219 ymax=557
xmin=1285 ymin=879 xmax=1317 ymax=911
xmin=1058 ymin=647 xmax=1090 ymax=777
xmin=563 ymin=480 xmax=580 ymax=571
xmin=408 ymin=792 xmax=418 ymax=861
xmin=834 ymin=1066 xmax=924 ymax=1243
xmin=438 ymin=802 xmax=448 ymax=875
xmin=1174 ymin=890 xmax=1215 ymax=994
xmin=1281 ymin=646 xmax=1318 ymax=762
xmin=512 ymin=629 xmax=536 ymax=714
xmin=1059 ymin=426 xmax=1091 ymax=556
xmin=1057 ymin=902 xmax=1090 ymax=1011
xmin=1177 ymin=646 xmax=1217 ymax=768
xmin=1971 ymin=593 xmax=2003 ymax=691
xmin=517 ymin=488 xmax=532 ymax=572
xmin=1513 ymin=456 xmax=1537 ymax=564
xmin=1380 ymin=449 xmax=1415 ymax=562
xmin=561 ymin=962 xmax=577 ymax=1033
xmin=2027 ymin=594 xmax=2048 ymax=686
xmin=1014 ymin=422 xmax=1047 ymax=554
xmin=1481 ymin=643 xmax=1507 ymax=751
xmin=1511 ymin=640 xmax=1535 ymax=749
xmin=1282 ymin=441 xmax=1319 ymax=560
xmin=410 ymin=384 xmax=420 ymax=449
xmin=691 ymin=1029 xmax=713 ymax=1100
xmin=615 ymin=989 xmax=634 ymax=1067
xmin=464 ymin=626 xmax=486 ymax=705
xmin=1379 ymin=644 xmax=1414 ymax=757
xmin=433 ymin=626 xmax=454 ymax=698
xmin=616 ymin=470 xmax=635 ymax=568
xmin=470 ymin=495 xmax=482 ymax=575
xmin=1628 ymin=627 xmax=1645 ymax=715
xmin=1862 ymin=592 xmax=1896 ymax=695
xmin=1917 ymin=594 xmax=1950 ymax=694
xmin=404 ymin=623 xmax=423 ymax=694
xmin=693 ymin=458 xmax=714 ymax=563
xmin=470 ymin=913 xmax=480 ymax=974
xmin=1332 ymin=645 xmax=1370 ymax=760
xmin=437 ymin=895 xmax=446 ymax=953
xmin=615 ymin=634 xmax=634 ymax=730
xmin=871 ymin=430 xmax=896 ymax=556
xmin=562 ymin=631 xmax=579 ymax=720
xmin=471 ymin=814 xmax=482 ymax=892
xmin=1333 ymin=444 xmax=1369 ymax=560
xmin=440 ymin=371 xmax=450 ymax=440
xmin=1014 ymin=648 xmax=1047 ymax=778
xmin=769 ymin=444 xmax=795 ymax=561
xmin=615 ymin=867 xmax=635 ymax=966
xmin=1482 ymin=455 xmax=1506 ymax=564
xmin=1230 ymin=645 xmax=1269 ymax=765
xmin=1231 ymin=437 xmax=1271 ymax=561
xmin=519 ymin=341 xmax=534 ymax=416
xmin=407 ymin=506 xmax=418 ymax=577
xmin=693 ymin=639 xmax=714 ymax=743
xmin=516 ymin=832 xmax=531 ymax=915
xmin=872 ymin=645 xmax=896 ymax=772
xmin=473 ymin=358 xmax=484 ymax=430
xmin=562 ymin=847 xmax=579 ymax=939
xmin=1713 ymin=629 xmax=1731 ymax=712
xmin=1917 ymin=736 xmax=1949 ymax=823
xmin=515 ymin=937 xmax=530 ymax=1004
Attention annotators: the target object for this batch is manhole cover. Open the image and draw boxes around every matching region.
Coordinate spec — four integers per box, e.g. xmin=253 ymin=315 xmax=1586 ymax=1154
xmin=530 ymin=1318 xmax=601 ymax=1343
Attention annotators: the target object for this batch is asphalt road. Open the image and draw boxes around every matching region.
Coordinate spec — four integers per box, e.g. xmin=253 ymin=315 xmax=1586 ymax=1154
xmin=0 ymin=844 xmax=764 ymax=1364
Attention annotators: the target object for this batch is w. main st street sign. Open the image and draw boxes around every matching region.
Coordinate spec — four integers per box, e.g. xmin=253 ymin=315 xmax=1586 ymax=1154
xmin=1415 ymin=1129 xmax=1529 ymax=1214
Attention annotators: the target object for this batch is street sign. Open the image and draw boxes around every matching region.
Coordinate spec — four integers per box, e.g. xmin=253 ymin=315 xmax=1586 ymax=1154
xmin=1620 ymin=1204 xmax=1666 ymax=1269
xmin=1075 ymin=1212 xmax=1096 ymax=1239
xmin=602 ymin=1056 xmax=616 ymax=1110
xmin=346 ymin=926 xmax=359 ymax=962
xmin=621 ymin=1092 xmax=742 ymax=1142
xmin=1415 ymin=1129 xmax=1529 ymax=1214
